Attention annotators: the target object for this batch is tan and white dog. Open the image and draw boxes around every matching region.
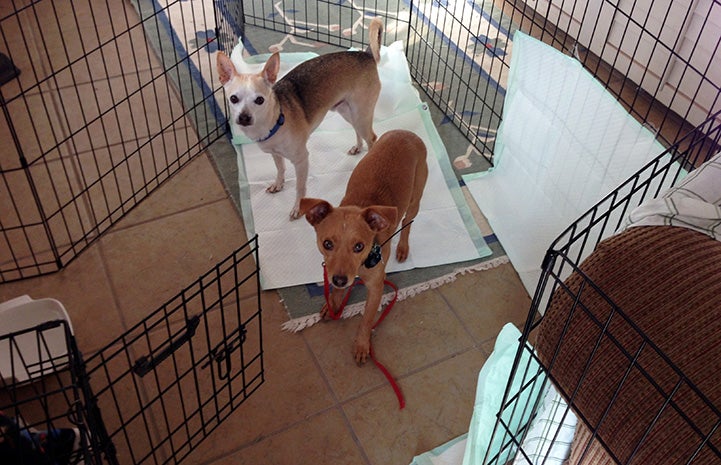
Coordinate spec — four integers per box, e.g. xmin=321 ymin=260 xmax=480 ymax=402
xmin=217 ymin=18 xmax=384 ymax=219
xmin=300 ymin=129 xmax=428 ymax=364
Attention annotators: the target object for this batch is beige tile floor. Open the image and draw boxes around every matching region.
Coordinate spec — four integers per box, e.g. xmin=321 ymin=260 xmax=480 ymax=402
xmin=0 ymin=149 xmax=531 ymax=465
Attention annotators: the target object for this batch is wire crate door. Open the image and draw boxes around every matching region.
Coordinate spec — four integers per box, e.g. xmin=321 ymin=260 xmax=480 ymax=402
xmin=84 ymin=238 xmax=264 ymax=465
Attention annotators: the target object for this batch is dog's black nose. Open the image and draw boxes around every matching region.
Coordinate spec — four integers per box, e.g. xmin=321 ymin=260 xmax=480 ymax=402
xmin=237 ymin=113 xmax=252 ymax=126
xmin=332 ymin=275 xmax=348 ymax=288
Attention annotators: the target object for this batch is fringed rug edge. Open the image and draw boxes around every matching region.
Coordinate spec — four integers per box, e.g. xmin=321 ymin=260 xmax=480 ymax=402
xmin=280 ymin=255 xmax=510 ymax=333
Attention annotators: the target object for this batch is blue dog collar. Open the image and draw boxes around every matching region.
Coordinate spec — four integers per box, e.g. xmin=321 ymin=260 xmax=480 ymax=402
xmin=256 ymin=111 xmax=285 ymax=143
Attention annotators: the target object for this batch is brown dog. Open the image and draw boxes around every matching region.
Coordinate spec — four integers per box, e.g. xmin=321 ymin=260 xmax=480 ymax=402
xmin=300 ymin=129 xmax=428 ymax=364
xmin=217 ymin=18 xmax=384 ymax=220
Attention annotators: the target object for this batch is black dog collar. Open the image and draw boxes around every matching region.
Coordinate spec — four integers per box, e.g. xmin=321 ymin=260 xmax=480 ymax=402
xmin=363 ymin=221 xmax=416 ymax=269
xmin=364 ymin=242 xmax=382 ymax=269
xmin=256 ymin=111 xmax=285 ymax=143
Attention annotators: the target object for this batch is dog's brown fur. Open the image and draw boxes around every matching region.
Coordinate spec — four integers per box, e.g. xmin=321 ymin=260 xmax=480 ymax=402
xmin=300 ymin=129 xmax=428 ymax=364
xmin=217 ymin=18 xmax=383 ymax=219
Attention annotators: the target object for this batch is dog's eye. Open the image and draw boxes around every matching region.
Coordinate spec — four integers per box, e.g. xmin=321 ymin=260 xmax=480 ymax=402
xmin=254 ymin=96 xmax=265 ymax=105
xmin=229 ymin=95 xmax=239 ymax=104
xmin=323 ymin=240 xmax=333 ymax=251
xmin=353 ymin=243 xmax=364 ymax=253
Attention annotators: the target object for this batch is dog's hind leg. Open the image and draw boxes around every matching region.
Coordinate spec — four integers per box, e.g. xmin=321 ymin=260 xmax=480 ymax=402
xmin=396 ymin=162 xmax=429 ymax=262
xmin=334 ymin=101 xmax=376 ymax=155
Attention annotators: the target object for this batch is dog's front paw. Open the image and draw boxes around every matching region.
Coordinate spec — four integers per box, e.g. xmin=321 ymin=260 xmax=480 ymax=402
xmin=289 ymin=204 xmax=302 ymax=220
xmin=347 ymin=144 xmax=362 ymax=155
xmin=266 ymin=182 xmax=284 ymax=193
xmin=396 ymin=243 xmax=409 ymax=262
xmin=353 ymin=334 xmax=371 ymax=365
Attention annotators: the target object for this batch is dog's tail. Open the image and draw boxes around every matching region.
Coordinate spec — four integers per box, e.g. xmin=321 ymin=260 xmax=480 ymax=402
xmin=366 ymin=17 xmax=384 ymax=63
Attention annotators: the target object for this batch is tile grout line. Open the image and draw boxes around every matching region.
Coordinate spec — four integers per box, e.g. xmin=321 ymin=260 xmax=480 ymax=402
xmin=93 ymin=235 xmax=132 ymax=346
xmin=435 ymin=285 xmax=499 ymax=350
xmin=299 ymin=330 xmax=376 ymax=465
xmin=195 ymin=405 xmax=352 ymax=465
xmin=197 ymin=332 xmax=376 ymax=465
xmin=104 ymin=195 xmax=230 ymax=235
xmin=91 ymin=193 xmax=243 ymax=340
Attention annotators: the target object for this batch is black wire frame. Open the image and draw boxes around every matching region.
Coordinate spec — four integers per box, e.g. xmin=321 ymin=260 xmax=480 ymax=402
xmin=240 ymin=0 xmax=412 ymax=50
xmin=0 ymin=236 xmax=262 ymax=465
xmin=81 ymin=235 xmax=264 ymax=465
xmin=404 ymin=0 xmax=721 ymax=165
xmin=0 ymin=0 xmax=236 ymax=283
xmin=484 ymin=111 xmax=721 ymax=464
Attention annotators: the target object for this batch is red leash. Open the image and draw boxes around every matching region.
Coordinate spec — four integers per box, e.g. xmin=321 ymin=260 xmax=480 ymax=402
xmin=322 ymin=264 xmax=405 ymax=409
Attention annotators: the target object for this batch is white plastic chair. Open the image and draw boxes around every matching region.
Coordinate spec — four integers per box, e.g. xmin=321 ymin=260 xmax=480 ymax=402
xmin=0 ymin=295 xmax=75 ymax=384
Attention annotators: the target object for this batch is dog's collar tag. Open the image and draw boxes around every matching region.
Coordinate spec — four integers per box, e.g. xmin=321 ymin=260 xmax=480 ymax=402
xmin=364 ymin=243 xmax=382 ymax=269
xmin=256 ymin=112 xmax=285 ymax=143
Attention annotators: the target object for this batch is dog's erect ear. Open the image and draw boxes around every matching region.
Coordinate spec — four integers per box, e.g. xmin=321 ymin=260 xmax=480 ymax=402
xmin=216 ymin=51 xmax=237 ymax=85
xmin=262 ymin=52 xmax=281 ymax=84
xmin=300 ymin=198 xmax=333 ymax=226
xmin=363 ymin=206 xmax=398 ymax=232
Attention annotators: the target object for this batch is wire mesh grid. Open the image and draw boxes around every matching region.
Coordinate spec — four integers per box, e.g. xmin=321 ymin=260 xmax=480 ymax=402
xmin=495 ymin=0 xmax=721 ymax=147
xmin=82 ymin=236 xmax=263 ymax=465
xmin=0 ymin=0 xmax=231 ymax=283
xmin=240 ymin=0 xmax=412 ymax=49
xmin=0 ymin=236 xmax=263 ymax=465
xmin=486 ymin=112 xmax=721 ymax=464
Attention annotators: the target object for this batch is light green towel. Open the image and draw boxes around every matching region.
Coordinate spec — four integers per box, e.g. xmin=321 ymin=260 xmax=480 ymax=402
xmin=462 ymin=323 xmax=545 ymax=465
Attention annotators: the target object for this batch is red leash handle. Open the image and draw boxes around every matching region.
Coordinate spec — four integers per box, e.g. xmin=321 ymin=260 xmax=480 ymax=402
xmin=322 ymin=264 xmax=405 ymax=409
